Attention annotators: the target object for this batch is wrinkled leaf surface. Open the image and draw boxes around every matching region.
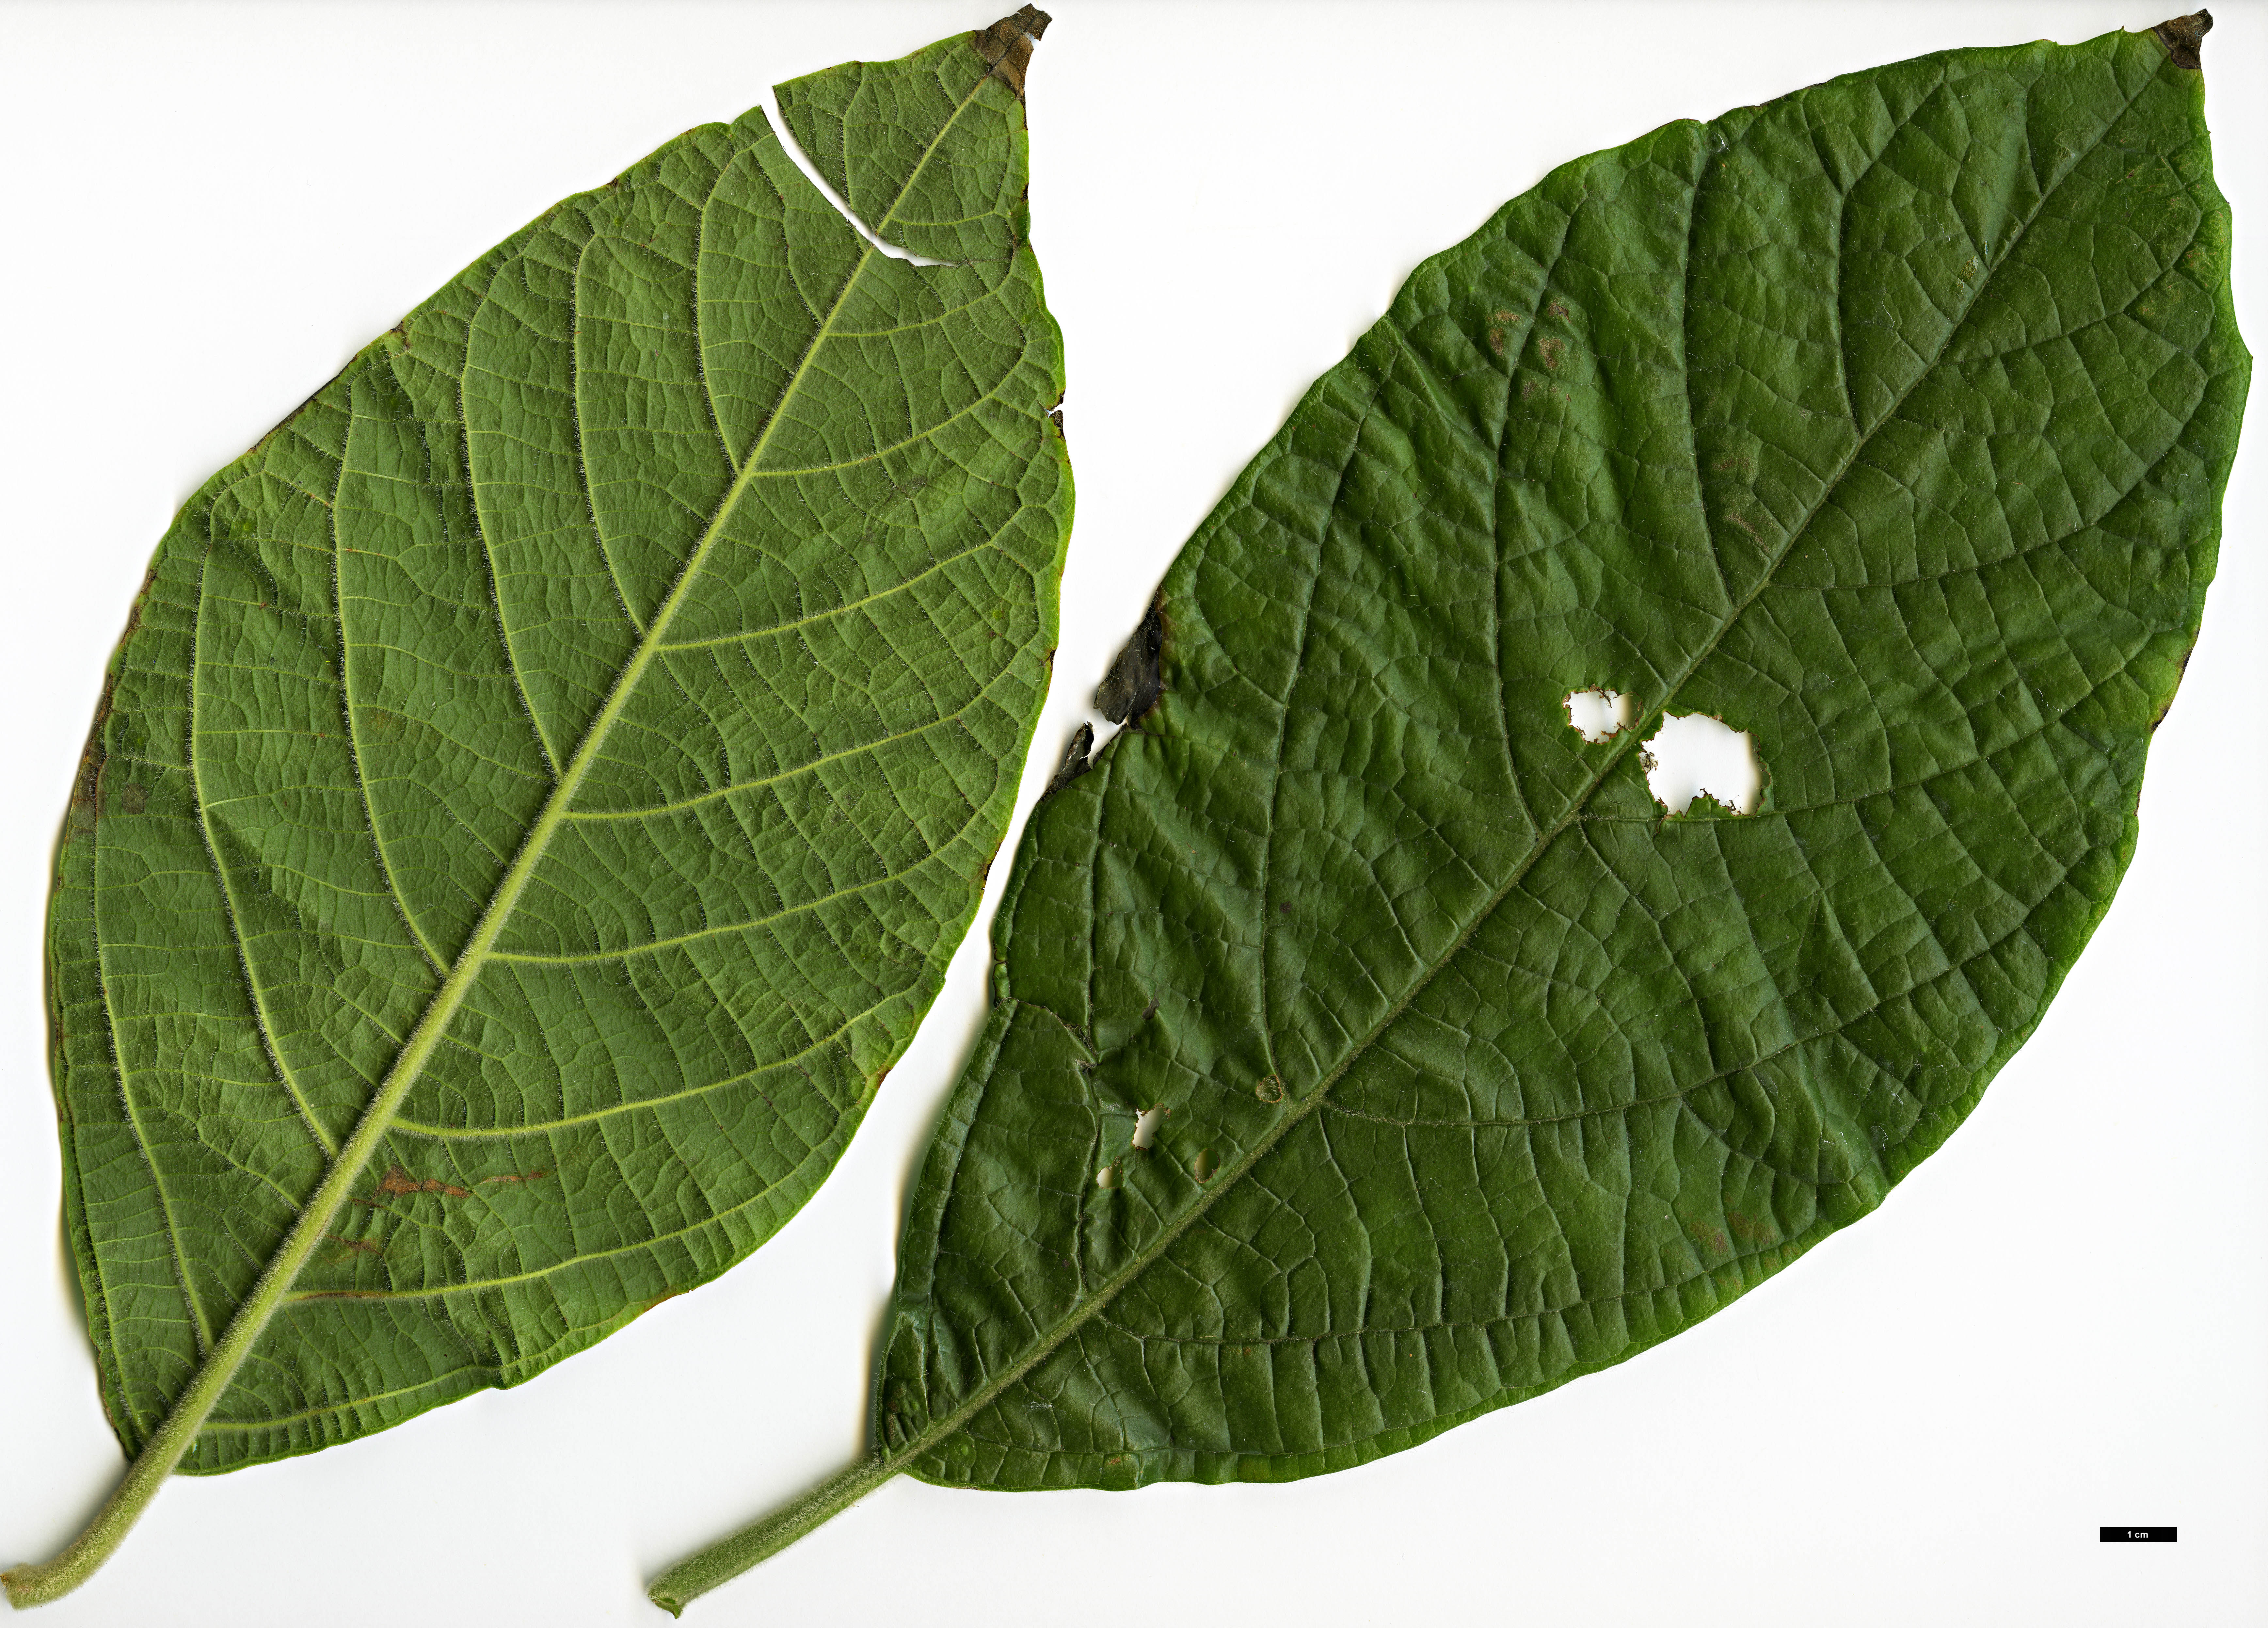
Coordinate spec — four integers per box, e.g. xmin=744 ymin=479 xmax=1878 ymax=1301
xmin=50 ymin=21 xmax=1067 ymax=1473
xmin=874 ymin=20 xmax=2244 ymax=1490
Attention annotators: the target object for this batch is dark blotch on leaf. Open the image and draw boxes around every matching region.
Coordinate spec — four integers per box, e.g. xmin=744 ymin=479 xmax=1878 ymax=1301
xmin=1043 ymin=722 xmax=1094 ymax=796
xmin=1096 ymin=601 xmax=1165 ymax=724
xmin=2155 ymin=10 xmax=2211 ymax=70
xmin=973 ymin=6 xmax=1050 ymax=99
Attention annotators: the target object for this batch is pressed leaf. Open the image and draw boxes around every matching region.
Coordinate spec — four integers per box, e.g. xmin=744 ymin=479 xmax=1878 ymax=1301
xmin=9 ymin=7 xmax=1064 ymax=1607
xmin=656 ymin=13 xmax=2245 ymax=1606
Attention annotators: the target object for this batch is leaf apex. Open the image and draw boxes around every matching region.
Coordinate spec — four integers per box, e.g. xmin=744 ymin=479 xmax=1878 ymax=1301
xmin=2154 ymin=10 xmax=2211 ymax=71
xmin=974 ymin=6 xmax=1050 ymax=99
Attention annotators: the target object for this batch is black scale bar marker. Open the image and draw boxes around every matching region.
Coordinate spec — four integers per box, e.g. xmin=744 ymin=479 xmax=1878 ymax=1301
xmin=2099 ymin=1527 xmax=2177 ymax=1543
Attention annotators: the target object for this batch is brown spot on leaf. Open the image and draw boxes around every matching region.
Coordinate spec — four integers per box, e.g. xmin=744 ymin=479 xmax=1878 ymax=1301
xmin=479 ymin=1168 xmax=550 ymax=1186
xmin=972 ymin=6 xmax=1050 ymax=99
xmin=1726 ymin=1207 xmax=1773 ymax=1244
xmin=1537 ymin=335 xmax=1565 ymax=371
xmin=2154 ymin=11 xmax=2210 ymax=71
xmin=370 ymin=1164 xmax=470 ymax=1200
xmin=327 ymin=1233 xmax=383 ymax=1256
xmin=1486 ymin=309 xmax=1527 ymax=357
xmin=2151 ymin=645 xmax=2196 ymax=732
xmin=69 ymin=561 xmax=162 ymax=827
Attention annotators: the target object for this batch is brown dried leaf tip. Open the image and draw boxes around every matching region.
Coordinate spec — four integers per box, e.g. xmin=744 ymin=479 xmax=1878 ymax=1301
xmin=974 ymin=6 xmax=1050 ymax=99
xmin=2155 ymin=11 xmax=2211 ymax=71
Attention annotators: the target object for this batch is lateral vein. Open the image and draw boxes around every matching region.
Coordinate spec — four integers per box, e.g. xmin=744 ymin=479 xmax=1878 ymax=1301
xmin=891 ymin=66 xmax=2154 ymax=1472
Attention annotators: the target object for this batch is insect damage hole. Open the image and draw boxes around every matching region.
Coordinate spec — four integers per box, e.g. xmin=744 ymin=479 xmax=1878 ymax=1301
xmin=1130 ymin=1105 xmax=1168 ymax=1150
xmin=1564 ymin=687 xmax=1635 ymax=743
xmin=1640 ymin=713 xmax=1761 ymax=815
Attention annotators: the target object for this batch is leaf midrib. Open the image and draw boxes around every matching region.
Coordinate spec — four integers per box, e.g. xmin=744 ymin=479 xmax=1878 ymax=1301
xmin=327 ymin=113 xmax=938 ymax=1186
xmin=886 ymin=61 xmax=2156 ymax=1475
xmin=158 ymin=64 xmax=1009 ymax=1448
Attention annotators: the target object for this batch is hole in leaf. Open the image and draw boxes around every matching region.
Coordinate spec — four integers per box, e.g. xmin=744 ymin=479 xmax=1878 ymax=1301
xmin=1095 ymin=1164 xmax=1118 ymax=1189
xmin=1639 ymin=713 xmax=1760 ymax=815
xmin=1130 ymin=1105 xmax=1167 ymax=1150
xmin=1564 ymin=687 xmax=1634 ymax=743
xmin=1190 ymin=1149 xmax=1218 ymax=1182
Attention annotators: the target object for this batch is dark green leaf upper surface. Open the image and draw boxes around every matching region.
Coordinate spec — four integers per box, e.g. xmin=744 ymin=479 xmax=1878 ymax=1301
xmin=48 ymin=23 xmax=1068 ymax=1473
xmin=875 ymin=21 xmax=2244 ymax=1490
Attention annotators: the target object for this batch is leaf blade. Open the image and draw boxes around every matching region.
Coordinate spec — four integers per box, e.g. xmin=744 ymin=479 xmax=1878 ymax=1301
xmin=44 ymin=14 xmax=1067 ymax=1488
xmin=869 ymin=16 xmax=2244 ymax=1495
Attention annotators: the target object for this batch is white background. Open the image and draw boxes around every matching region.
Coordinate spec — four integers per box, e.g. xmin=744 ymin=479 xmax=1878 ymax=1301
xmin=0 ymin=3 xmax=2261 ymax=1623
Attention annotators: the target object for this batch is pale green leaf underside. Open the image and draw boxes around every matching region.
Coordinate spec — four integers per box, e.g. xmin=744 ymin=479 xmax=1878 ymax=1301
xmin=875 ymin=21 xmax=2244 ymax=1490
xmin=48 ymin=24 xmax=1068 ymax=1473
